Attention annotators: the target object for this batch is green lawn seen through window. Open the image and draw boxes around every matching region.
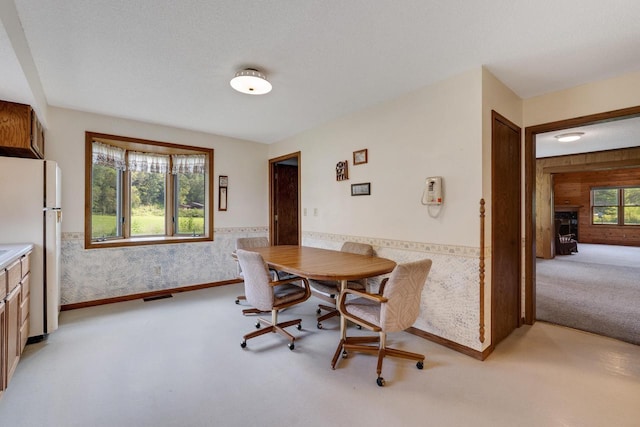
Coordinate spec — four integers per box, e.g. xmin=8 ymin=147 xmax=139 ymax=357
xmin=92 ymin=208 xmax=204 ymax=239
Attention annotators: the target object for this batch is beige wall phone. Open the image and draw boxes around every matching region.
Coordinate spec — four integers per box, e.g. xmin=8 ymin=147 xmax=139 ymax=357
xmin=422 ymin=176 xmax=443 ymax=205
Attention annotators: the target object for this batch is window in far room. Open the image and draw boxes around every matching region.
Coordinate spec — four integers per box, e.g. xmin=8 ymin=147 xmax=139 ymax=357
xmin=85 ymin=132 xmax=213 ymax=249
xmin=591 ymin=186 xmax=640 ymax=226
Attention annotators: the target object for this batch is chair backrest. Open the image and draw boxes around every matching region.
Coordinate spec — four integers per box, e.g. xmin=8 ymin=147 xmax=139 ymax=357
xmin=380 ymin=259 xmax=432 ymax=332
xmin=236 ymin=237 xmax=270 ymax=250
xmin=341 ymin=241 xmax=374 ymax=256
xmin=236 ymin=249 xmax=274 ymax=311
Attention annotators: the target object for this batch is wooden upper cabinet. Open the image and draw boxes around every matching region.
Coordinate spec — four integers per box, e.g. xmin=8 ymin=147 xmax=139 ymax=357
xmin=0 ymin=100 xmax=45 ymax=159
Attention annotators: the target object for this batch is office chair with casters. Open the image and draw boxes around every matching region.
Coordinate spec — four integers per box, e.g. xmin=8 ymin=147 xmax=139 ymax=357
xmin=333 ymin=258 xmax=433 ymax=386
xmin=236 ymin=249 xmax=311 ymax=350
xmin=309 ymin=242 xmax=374 ymax=329
xmin=234 ymin=237 xmax=294 ymax=315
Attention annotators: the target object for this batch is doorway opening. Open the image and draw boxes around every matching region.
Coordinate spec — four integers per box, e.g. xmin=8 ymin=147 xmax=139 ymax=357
xmin=524 ymin=105 xmax=640 ymax=326
xmin=269 ymin=152 xmax=301 ymax=246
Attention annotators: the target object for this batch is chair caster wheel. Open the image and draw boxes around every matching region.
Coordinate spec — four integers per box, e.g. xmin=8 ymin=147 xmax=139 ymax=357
xmin=235 ymin=299 xmax=240 ymax=304
xmin=288 ymin=343 xmax=295 ymax=351
xmin=342 ymin=350 xmax=348 ymax=359
xmin=255 ymin=322 xmax=261 ymax=329
xmin=356 ymin=324 xmax=362 ymax=329
xmin=240 ymin=341 xmax=247 ymax=348
xmin=316 ymin=308 xmax=321 ymax=315
xmin=297 ymin=323 xmax=302 ymax=330
xmin=376 ymin=377 xmax=385 ymax=387
xmin=417 ymin=361 xmax=424 ymax=370
xmin=317 ymin=322 xmax=323 ymax=329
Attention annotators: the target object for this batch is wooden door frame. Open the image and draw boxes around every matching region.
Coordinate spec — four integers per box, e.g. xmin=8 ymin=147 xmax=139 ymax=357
xmin=269 ymin=152 xmax=301 ymax=246
xmin=523 ymin=105 xmax=640 ymax=324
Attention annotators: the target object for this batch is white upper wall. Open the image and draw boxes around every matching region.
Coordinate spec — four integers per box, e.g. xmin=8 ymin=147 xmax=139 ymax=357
xmin=481 ymin=67 xmax=524 ymax=237
xmin=271 ymin=69 xmax=484 ymax=247
xmin=524 ymin=70 xmax=640 ymax=126
xmin=45 ymin=107 xmax=269 ymax=232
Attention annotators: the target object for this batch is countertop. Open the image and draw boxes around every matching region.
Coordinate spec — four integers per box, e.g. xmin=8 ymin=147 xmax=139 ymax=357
xmin=0 ymin=243 xmax=34 ymax=270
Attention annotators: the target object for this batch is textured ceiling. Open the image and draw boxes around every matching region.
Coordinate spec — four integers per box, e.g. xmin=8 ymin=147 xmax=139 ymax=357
xmin=2 ymin=1 xmax=640 ymax=144
xmin=536 ymin=116 xmax=640 ymax=158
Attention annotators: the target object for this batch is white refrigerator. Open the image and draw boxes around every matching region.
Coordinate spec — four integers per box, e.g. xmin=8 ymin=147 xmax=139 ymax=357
xmin=0 ymin=156 xmax=61 ymax=341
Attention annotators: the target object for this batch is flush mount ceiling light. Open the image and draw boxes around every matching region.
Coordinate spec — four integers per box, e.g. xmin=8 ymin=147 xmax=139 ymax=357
xmin=230 ymin=68 xmax=272 ymax=95
xmin=555 ymin=132 xmax=584 ymax=142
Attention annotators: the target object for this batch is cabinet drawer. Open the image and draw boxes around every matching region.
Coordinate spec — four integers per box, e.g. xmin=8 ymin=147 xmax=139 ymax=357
xmin=0 ymin=268 xmax=5 ymax=300
xmin=7 ymin=259 xmax=21 ymax=294
xmin=20 ymin=318 xmax=29 ymax=352
xmin=20 ymin=295 xmax=29 ymax=325
xmin=21 ymin=272 xmax=30 ymax=300
xmin=21 ymin=272 xmax=30 ymax=325
xmin=21 ymin=252 xmax=31 ymax=279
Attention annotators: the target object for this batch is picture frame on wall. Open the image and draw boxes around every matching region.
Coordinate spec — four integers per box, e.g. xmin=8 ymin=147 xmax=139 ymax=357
xmin=353 ymin=149 xmax=368 ymax=165
xmin=219 ymin=175 xmax=228 ymax=211
xmin=351 ymin=182 xmax=371 ymax=196
xmin=219 ymin=187 xmax=227 ymax=211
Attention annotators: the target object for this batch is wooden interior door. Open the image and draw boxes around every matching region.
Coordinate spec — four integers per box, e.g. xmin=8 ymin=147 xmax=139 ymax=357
xmin=270 ymin=153 xmax=300 ymax=245
xmin=491 ymin=111 xmax=522 ymax=347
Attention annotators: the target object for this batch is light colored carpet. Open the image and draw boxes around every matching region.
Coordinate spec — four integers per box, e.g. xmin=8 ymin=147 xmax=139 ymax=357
xmin=1 ymin=283 xmax=639 ymax=426
xmin=536 ymin=243 xmax=640 ymax=345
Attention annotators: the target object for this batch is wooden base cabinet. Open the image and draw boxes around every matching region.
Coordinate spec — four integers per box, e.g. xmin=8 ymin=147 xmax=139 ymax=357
xmin=19 ymin=273 xmax=30 ymax=352
xmin=1 ymin=250 xmax=31 ymax=397
xmin=0 ymin=300 xmax=6 ymax=397
xmin=5 ymin=285 xmax=20 ymax=387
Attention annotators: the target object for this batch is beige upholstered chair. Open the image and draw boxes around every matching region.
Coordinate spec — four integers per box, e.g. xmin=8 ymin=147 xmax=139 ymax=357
xmin=234 ymin=237 xmax=293 ymax=314
xmin=334 ymin=258 xmax=433 ymax=386
xmin=310 ymin=242 xmax=374 ymax=328
xmin=236 ymin=249 xmax=311 ymax=350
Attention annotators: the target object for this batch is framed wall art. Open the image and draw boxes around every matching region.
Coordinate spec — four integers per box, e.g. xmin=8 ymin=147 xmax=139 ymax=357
xmin=219 ymin=187 xmax=227 ymax=211
xmin=353 ymin=149 xmax=368 ymax=165
xmin=219 ymin=175 xmax=228 ymax=211
xmin=351 ymin=182 xmax=371 ymax=196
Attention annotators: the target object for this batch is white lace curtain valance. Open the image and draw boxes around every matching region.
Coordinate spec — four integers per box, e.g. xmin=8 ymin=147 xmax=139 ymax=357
xmin=92 ymin=141 xmax=126 ymax=170
xmin=92 ymin=142 xmax=205 ymax=174
xmin=172 ymin=154 xmax=206 ymax=174
xmin=128 ymin=151 xmax=170 ymax=173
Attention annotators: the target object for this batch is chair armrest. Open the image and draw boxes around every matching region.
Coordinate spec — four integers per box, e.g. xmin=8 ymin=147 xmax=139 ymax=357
xmin=338 ymin=288 xmax=386 ymax=332
xmin=272 ymin=276 xmax=311 ymax=297
xmin=377 ymin=277 xmax=389 ymax=295
xmin=338 ymin=288 xmax=388 ymax=307
xmin=269 ymin=275 xmax=307 ymax=287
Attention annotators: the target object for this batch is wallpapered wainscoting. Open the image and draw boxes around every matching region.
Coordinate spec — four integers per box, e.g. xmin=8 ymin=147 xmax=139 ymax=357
xmin=60 ymin=228 xmax=267 ymax=305
xmin=303 ymin=232 xmax=482 ymax=351
xmin=61 ymin=229 xmax=483 ymax=351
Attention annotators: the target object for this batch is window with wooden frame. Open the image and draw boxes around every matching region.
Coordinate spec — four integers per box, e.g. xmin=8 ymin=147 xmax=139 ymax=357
xmin=85 ymin=132 xmax=214 ymax=249
xmin=591 ymin=186 xmax=640 ymax=226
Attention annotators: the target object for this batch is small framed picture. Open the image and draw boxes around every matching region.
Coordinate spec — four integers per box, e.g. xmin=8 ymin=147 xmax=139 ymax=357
xmin=353 ymin=149 xmax=368 ymax=165
xmin=219 ymin=175 xmax=228 ymax=187
xmin=351 ymin=182 xmax=371 ymax=196
xmin=219 ymin=187 xmax=227 ymax=211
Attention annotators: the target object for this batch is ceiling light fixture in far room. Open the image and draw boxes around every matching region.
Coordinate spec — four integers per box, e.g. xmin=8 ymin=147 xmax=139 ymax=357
xmin=555 ymin=132 xmax=584 ymax=142
xmin=230 ymin=68 xmax=272 ymax=95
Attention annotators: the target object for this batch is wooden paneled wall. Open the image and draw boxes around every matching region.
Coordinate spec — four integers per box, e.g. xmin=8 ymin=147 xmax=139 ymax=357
xmin=536 ymin=147 xmax=640 ymax=258
xmin=554 ymin=168 xmax=640 ymax=246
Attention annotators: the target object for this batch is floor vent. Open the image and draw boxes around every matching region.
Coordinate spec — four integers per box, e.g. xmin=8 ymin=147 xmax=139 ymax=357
xmin=143 ymin=294 xmax=173 ymax=302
